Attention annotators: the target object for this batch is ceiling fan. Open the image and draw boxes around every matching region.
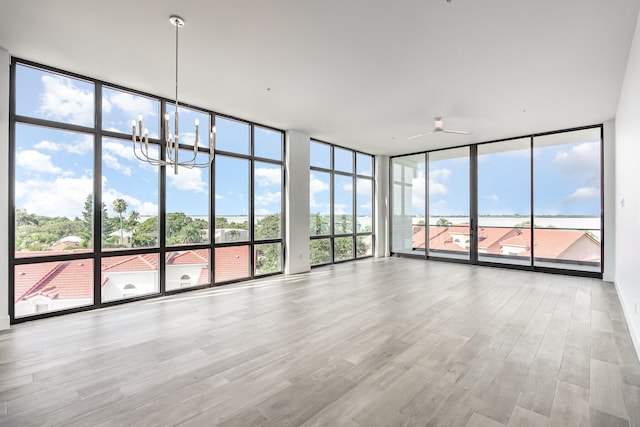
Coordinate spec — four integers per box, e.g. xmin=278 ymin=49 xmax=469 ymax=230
xmin=407 ymin=117 xmax=471 ymax=140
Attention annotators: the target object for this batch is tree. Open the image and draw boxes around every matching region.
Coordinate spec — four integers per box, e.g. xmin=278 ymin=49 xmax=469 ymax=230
xmin=176 ymin=224 xmax=202 ymax=244
xmin=436 ymin=217 xmax=452 ymax=227
xmin=254 ymin=214 xmax=283 ymax=274
xmin=112 ymin=198 xmax=128 ymax=244
xmin=125 ymin=210 xmax=140 ymax=232
xmin=81 ymin=194 xmax=110 ymax=246
xmin=255 ymin=214 xmax=281 ymax=240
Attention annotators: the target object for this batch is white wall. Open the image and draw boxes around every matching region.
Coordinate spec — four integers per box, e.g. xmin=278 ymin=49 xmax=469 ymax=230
xmin=374 ymin=155 xmax=389 ymax=257
xmin=615 ymin=10 xmax=640 ymax=358
xmin=0 ymin=47 xmax=9 ymax=330
xmin=285 ymin=130 xmax=310 ymax=274
xmin=603 ymin=119 xmax=615 ymax=282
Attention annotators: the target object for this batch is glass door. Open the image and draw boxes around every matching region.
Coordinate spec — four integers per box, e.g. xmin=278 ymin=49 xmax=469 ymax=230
xmin=477 ymin=138 xmax=532 ymax=266
xmin=428 ymin=147 xmax=470 ymax=261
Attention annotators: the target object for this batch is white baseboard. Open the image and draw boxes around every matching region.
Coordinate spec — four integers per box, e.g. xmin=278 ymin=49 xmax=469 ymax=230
xmin=0 ymin=315 xmax=10 ymax=331
xmin=614 ymin=280 xmax=640 ymax=363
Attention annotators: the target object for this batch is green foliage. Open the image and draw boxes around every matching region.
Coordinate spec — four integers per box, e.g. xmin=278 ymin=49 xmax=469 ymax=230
xmin=15 ymin=212 xmax=86 ymax=252
xmin=310 ymin=239 xmax=331 ymax=265
xmin=310 ymin=213 xmax=330 ymax=235
xmin=166 ymin=212 xmax=206 ymax=246
xmin=436 ymin=217 xmax=452 ymax=227
xmin=255 ymin=214 xmax=281 ymax=240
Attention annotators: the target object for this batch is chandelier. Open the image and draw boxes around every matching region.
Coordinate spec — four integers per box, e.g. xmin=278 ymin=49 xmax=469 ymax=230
xmin=131 ymin=15 xmax=214 ymax=175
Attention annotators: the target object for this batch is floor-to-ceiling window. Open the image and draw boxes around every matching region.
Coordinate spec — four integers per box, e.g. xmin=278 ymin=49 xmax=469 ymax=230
xmin=390 ymin=125 xmax=603 ymax=277
xmin=391 ymin=154 xmax=425 ymax=256
xmin=309 ymin=140 xmax=374 ymax=266
xmin=477 ymin=138 xmax=531 ymax=266
xmin=10 ymin=60 xmax=285 ymax=321
xmin=533 ymin=128 xmax=602 ymax=272
xmin=428 ymin=147 xmax=470 ymax=261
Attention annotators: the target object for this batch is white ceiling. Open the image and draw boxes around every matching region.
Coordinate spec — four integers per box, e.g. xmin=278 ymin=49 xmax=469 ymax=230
xmin=1 ymin=0 xmax=639 ymax=155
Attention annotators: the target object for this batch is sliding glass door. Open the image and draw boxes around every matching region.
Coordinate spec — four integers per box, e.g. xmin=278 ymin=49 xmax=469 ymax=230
xmin=533 ymin=128 xmax=602 ymax=272
xmin=428 ymin=147 xmax=470 ymax=261
xmin=477 ymin=138 xmax=531 ymax=266
xmin=391 ymin=154 xmax=426 ymax=256
xmin=390 ymin=125 xmax=603 ymax=277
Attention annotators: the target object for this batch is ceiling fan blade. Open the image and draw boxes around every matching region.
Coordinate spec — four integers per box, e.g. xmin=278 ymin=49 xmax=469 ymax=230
xmin=442 ymin=129 xmax=471 ymax=135
xmin=407 ymin=131 xmax=435 ymax=140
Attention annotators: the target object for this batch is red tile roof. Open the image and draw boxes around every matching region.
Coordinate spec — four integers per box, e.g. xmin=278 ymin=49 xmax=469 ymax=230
xmin=412 ymin=225 xmax=600 ymax=261
xmin=215 ymin=246 xmax=250 ymax=282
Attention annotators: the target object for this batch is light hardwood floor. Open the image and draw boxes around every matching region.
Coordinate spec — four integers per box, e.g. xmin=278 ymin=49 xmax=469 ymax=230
xmin=1 ymin=258 xmax=639 ymax=426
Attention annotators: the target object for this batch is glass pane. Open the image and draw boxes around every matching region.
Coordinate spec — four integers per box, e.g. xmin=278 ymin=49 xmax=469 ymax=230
xmin=357 ymin=235 xmax=373 ymax=258
xmin=166 ymin=150 xmax=209 ymax=246
xmin=477 ymin=138 xmax=531 ymax=266
xmin=101 ymin=253 xmax=159 ymax=302
xmin=356 ymin=178 xmax=373 ymax=233
xmin=428 ymin=147 xmax=470 ymax=261
xmin=334 ymin=147 xmax=354 ymax=173
xmin=166 ymin=249 xmax=210 ymax=291
xmin=254 ymin=162 xmax=282 ymax=240
xmin=310 ymin=239 xmax=331 ymax=265
xmin=14 ymin=259 xmax=94 ymax=318
xmin=16 ymin=64 xmax=94 ymax=127
xmin=215 ymin=116 xmax=249 ymax=155
xmin=255 ymin=243 xmax=282 ymax=275
xmin=254 ymin=126 xmax=283 ymax=161
xmin=391 ymin=154 xmax=425 ymax=256
xmin=309 ymin=171 xmax=331 ymax=236
xmin=102 ymin=87 xmax=160 ymax=137
xmin=334 ymin=237 xmax=354 ymax=261
xmin=215 ymin=246 xmax=250 ymax=282
xmin=15 ymin=124 xmax=93 ymax=257
xmin=356 ymin=153 xmax=373 ymax=176
xmin=215 ymin=156 xmax=250 ymax=243
xmin=310 ymin=140 xmax=330 ymax=169
xmin=102 ymin=138 xmax=159 ymax=250
xmin=334 ymin=174 xmax=354 ymax=234
xmin=167 ymin=104 xmax=211 ymax=148
xmin=533 ymin=128 xmax=601 ymax=272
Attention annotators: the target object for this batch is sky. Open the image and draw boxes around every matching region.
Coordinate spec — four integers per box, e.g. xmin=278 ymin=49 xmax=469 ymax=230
xmin=395 ymin=133 xmax=601 ymax=219
xmin=309 ymin=140 xmax=374 ymax=232
xmin=14 ymin=64 xmax=283 ymax=221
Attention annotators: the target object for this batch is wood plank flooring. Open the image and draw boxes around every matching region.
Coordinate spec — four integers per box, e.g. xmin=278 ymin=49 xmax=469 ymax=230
xmin=0 ymin=258 xmax=639 ymax=426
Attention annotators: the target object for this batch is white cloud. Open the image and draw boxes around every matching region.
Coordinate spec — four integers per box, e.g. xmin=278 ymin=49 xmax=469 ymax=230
xmin=34 ymin=140 xmax=60 ymax=151
xmin=38 ymin=75 xmax=94 ymax=126
xmin=433 ymin=199 xmax=447 ymax=207
xmin=555 ymin=142 xmax=599 ymax=176
xmin=103 ymin=139 xmax=137 ymax=161
xmin=215 ymin=194 xmax=223 ymax=200
xmin=360 ymin=201 xmax=372 ymax=210
xmin=429 ymin=168 xmax=450 ymax=195
xmin=334 ymin=203 xmax=347 ymax=215
xmin=564 ymin=186 xmax=599 ymax=203
xmin=168 ymin=167 xmax=207 ymax=194
xmin=356 ymin=179 xmax=372 ymax=195
xmin=16 ymin=175 xmax=92 ymax=217
xmin=486 ymin=194 xmax=499 ymax=202
xmin=16 ymin=150 xmax=62 ymax=174
xmin=342 ymin=183 xmax=353 ymax=191
xmin=255 ymin=167 xmax=281 ymax=187
xmin=255 ymin=190 xmax=281 ymax=206
xmin=310 ymin=173 xmax=329 ymax=193
xmin=103 ymin=153 xmax=132 ymax=176
xmin=63 ymin=135 xmax=93 ymax=155
xmin=310 ymin=173 xmax=330 ymax=208
xmin=102 ymin=186 xmax=158 ymax=217
xmin=104 ymin=91 xmax=157 ymax=120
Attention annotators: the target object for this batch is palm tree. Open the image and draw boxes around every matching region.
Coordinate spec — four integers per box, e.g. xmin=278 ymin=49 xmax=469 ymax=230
xmin=112 ymin=198 xmax=128 ymax=244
